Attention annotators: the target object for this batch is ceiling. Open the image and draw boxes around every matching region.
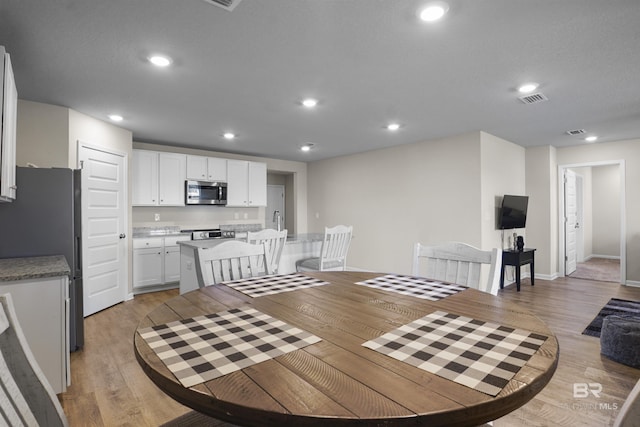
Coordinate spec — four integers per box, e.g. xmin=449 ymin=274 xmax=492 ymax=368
xmin=1 ymin=0 xmax=639 ymax=162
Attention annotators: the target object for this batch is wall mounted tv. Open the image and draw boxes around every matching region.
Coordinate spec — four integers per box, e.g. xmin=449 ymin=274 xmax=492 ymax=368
xmin=498 ymin=195 xmax=529 ymax=229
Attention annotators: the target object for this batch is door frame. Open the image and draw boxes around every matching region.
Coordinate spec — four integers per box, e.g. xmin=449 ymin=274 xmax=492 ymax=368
xmin=557 ymin=160 xmax=626 ymax=284
xmin=77 ymin=140 xmax=130 ymax=309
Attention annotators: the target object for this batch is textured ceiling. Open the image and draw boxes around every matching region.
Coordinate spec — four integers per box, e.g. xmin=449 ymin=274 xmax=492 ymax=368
xmin=1 ymin=0 xmax=639 ymax=161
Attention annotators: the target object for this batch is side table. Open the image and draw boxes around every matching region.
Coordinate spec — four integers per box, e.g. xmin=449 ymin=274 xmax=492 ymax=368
xmin=500 ymin=248 xmax=536 ymax=292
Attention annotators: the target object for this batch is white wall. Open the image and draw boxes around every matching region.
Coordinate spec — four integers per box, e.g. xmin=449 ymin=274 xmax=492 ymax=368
xmin=592 ymin=165 xmax=621 ymax=257
xmin=306 ymin=131 xmax=526 ymax=274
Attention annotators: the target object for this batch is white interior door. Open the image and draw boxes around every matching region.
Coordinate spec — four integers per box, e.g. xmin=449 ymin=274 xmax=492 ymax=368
xmin=79 ymin=143 xmax=127 ymax=316
xmin=564 ymin=169 xmax=578 ymax=275
xmin=266 ymin=185 xmax=285 ymax=230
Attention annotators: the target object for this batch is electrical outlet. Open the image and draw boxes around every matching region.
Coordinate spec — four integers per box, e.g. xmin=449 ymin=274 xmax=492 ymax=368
xmin=154 ymin=213 xmax=160 ymax=221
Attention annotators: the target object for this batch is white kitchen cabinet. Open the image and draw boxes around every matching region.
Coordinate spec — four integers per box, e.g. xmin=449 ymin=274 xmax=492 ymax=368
xmin=226 ymin=160 xmax=267 ymax=207
xmin=133 ymin=235 xmax=190 ymax=292
xmin=0 ymin=275 xmax=68 ymax=394
xmin=158 ymin=152 xmax=186 ymax=205
xmin=132 ymin=150 xmax=159 ymax=205
xmin=132 ymin=150 xmax=186 ymax=206
xmin=186 ymin=155 xmax=227 ymax=182
xmin=0 ymin=46 xmax=18 ymax=202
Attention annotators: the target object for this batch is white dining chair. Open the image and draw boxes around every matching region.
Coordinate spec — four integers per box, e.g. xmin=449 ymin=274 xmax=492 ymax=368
xmin=246 ymin=228 xmax=288 ymax=274
xmin=0 ymin=293 xmax=69 ymax=427
xmin=296 ymin=225 xmax=353 ymax=272
xmin=195 ymin=240 xmax=270 ymax=287
xmin=614 ymin=377 xmax=640 ymax=427
xmin=412 ymin=242 xmax=502 ymax=295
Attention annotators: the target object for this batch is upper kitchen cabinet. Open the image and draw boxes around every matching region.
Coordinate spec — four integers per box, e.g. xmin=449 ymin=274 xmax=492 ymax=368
xmin=226 ymin=160 xmax=267 ymax=207
xmin=132 ymin=150 xmax=186 ymax=206
xmin=186 ymin=155 xmax=227 ymax=182
xmin=0 ymin=46 xmax=18 ymax=202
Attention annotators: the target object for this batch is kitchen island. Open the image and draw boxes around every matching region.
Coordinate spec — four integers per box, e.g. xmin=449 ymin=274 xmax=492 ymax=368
xmin=178 ymin=233 xmax=323 ymax=293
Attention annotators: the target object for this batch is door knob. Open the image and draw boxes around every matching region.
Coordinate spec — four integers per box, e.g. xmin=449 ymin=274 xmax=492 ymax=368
xmin=119 ymin=233 xmax=126 ymax=239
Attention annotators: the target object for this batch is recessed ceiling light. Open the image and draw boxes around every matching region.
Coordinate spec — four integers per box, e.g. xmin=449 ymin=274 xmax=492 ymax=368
xmin=301 ymin=98 xmax=318 ymax=108
xmin=300 ymin=143 xmax=315 ymax=152
xmin=585 ymin=136 xmax=598 ymax=142
xmin=518 ymin=82 xmax=539 ymax=93
xmin=419 ymin=2 xmax=449 ymax=22
xmin=223 ymin=132 xmax=236 ymax=140
xmin=148 ymin=55 xmax=172 ymax=67
xmin=386 ymin=123 xmax=401 ymax=131
xmin=108 ymin=114 xmax=123 ymax=122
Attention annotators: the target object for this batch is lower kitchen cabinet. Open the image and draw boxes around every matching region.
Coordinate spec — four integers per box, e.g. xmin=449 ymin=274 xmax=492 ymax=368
xmin=133 ymin=235 xmax=190 ymax=293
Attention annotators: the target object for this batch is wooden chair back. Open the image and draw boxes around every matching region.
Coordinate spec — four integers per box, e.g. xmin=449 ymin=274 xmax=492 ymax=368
xmin=195 ymin=240 xmax=270 ymax=286
xmin=0 ymin=293 xmax=69 ymax=427
xmin=412 ymin=242 xmax=502 ymax=295
xmin=246 ymin=228 xmax=288 ymax=274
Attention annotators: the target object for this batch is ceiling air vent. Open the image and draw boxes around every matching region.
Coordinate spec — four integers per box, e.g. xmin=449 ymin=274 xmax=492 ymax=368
xmin=566 ymin=129 xmax=586 ymax=136
xmin=202 ymin=0 xmax=243 ymax=12
xmin=518 ymin=92 xmax=548 ymax=104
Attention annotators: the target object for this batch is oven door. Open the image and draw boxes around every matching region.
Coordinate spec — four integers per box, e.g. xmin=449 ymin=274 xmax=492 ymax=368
xmin=185 ymin=181 xmax=227 ymax=205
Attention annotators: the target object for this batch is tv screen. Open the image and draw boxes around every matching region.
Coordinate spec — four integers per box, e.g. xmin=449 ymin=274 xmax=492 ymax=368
xmin=499 ymin=195 xmax=529 ymax=229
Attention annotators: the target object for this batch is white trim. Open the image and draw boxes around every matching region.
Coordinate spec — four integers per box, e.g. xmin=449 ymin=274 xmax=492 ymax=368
xmin=588 ymin=254 xmax=621 ymax=260
xmin=558 ymin=160 xmax=626 ymax=285
xmin=625 ymin=280 xmax=640 ymax=288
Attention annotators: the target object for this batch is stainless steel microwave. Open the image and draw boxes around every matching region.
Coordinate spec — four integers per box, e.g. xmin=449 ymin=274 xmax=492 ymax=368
xmin=185 ymin=180 xmax=227 ymax=205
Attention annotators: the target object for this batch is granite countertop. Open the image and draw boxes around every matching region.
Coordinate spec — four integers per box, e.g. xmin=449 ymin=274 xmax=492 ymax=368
xmin=0 ymin=255 xmax=70 ymax=282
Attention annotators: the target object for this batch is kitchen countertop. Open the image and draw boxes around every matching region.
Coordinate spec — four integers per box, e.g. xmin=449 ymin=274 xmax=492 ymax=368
xmin=178 ymin=233 xmax=324 ymax=249
xmin=133 ymin=226 xmax=190 ymax=238
xmin=0 ymin=255 xmax=70 ymax=282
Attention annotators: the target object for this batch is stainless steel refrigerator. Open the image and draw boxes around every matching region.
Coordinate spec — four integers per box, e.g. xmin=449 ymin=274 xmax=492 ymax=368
xmin=0 ymin=166 xmax=83 ymax=351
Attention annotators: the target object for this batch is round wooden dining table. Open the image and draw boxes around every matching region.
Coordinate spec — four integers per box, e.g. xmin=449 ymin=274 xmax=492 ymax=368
xmin=134 ymin=271 xmax=558 ymax=427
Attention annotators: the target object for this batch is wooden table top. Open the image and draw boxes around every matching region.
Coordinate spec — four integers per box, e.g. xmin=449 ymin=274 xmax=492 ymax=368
xmin=134 ymin=271 xmax=558 ymax=427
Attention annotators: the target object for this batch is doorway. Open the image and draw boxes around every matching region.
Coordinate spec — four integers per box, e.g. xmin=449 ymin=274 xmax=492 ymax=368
xmin=266 ymin=184 xmax=285 ymax=231
xmin=558 ymin=161 xmax=626 ymax=284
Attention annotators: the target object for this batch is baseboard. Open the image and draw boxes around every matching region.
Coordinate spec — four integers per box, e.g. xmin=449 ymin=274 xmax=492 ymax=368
xmin=586 ymin=254 xmax=621 ymax=260
xmin=346 ymin=266 xmax=373 ymax=272
xmin=536 ymin=272 xmax=559 ymax=281
xmin=624 ymin=280 xmax=640 ymax=288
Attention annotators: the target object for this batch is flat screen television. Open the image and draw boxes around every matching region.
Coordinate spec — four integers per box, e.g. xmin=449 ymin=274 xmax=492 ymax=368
xmin=498 ymin=195 xmax=529 ymax=229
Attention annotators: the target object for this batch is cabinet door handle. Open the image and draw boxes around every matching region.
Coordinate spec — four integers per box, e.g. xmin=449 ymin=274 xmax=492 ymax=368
xmin=119 ymin=233 xmax=126 ymax=239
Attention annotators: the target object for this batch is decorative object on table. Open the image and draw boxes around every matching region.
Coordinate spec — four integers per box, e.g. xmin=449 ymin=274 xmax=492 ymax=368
xmin=600 ymin=315 xmax=640 ymax=368
xmin=195 ymin=240 xmax=270 ymax=287
xmin=0 ymin=294 xmax=69 ymax=427
xmin=296 ymin=224 xmax=353 ymax=272
xmin=246 ymin=228 xmax=288 ymax=274
xmin=138 ymin=307 xmax=321 ymax=387
xmin=582 ymin=298 xmax=640 ymax=337
xmin=355 ymin=274 xmax=467 ymax=301
xmin=223 ymin=273 xmax=329 ymax=298
xmin=362 ymin=310 xmax=548 ymax=396
xmin=412 ymin=241 xmax=502 ymax=295
xmin=516 ymin=235 xmax=524 ymax=251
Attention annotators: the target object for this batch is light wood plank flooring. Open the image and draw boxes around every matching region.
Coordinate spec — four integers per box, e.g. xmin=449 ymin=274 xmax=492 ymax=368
xmin=58 ymin=277 xmax=640 ymax=426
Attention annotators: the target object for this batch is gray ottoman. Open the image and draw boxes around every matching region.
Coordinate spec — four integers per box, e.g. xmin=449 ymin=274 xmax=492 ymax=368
xmin=600 ymin=315 xmax=640 ymax=368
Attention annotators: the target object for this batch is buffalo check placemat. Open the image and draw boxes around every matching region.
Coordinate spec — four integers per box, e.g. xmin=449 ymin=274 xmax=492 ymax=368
xmin=355 ymin=274 xmax=467 ymax=301
xmin=222 ymin=273 xmax=329 ymax=298
xmin=138 ymin=307 xmax=321 ymax=387
xmin=362 ymin=311 xmax=548 ymax=396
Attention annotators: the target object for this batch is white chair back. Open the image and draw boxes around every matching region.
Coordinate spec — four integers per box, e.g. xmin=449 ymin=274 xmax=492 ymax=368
xmin=319 ymin=225 xmax=353 ymax=271
xmin=412 ymin=242 xmax=502 ymax=295
xmin=614 ymin=378 xmax=640 ymax=427
xmin=246 ymin=228 xmax=288 ymax=274
xmin=0 ymin=293 xmax=69 ymax=427
xmin=195 ymin=240 xmax=270 ymax=287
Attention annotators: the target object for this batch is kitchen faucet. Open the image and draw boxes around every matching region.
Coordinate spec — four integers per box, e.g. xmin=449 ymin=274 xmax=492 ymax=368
xmin=273 ymin=210 xmax=282 ymax=231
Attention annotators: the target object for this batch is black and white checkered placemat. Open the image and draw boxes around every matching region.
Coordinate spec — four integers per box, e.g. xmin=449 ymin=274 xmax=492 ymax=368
xmin=223 ymin=273 xmax=330 ymax=298
xmin=362 ymin=311 xmax=548 ymax=396
xmin=355 ymin=274 xmax=467 ymax=301
xmin=138 ymin=307 xmax=321 ymax=387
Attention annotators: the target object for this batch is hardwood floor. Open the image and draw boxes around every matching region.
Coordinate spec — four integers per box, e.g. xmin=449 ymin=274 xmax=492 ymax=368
xmin=58 ymin=277 xmax=640 ymax=426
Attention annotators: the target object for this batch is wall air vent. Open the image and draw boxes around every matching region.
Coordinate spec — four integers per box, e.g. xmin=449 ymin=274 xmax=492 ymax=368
xmin=566 ymin=129 xmax=586 ymax=136
xmin=518 ymin=92 xmax=548 ymax=104
xmin=202 ymin=0 xmax=243 ymax=12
